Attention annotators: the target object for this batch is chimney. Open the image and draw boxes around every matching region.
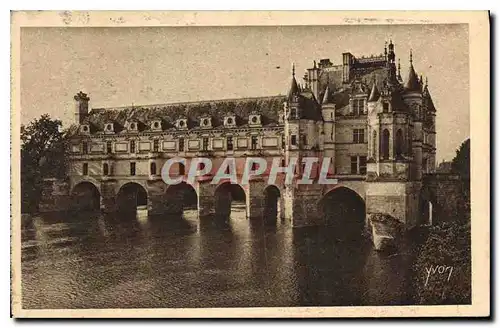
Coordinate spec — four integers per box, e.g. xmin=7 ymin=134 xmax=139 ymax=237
xmin=74 ymin=91 xmax=90 ymax=124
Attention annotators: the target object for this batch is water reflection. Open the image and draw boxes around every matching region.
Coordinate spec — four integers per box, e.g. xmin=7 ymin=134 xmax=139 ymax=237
xmin=21 ymin=204 xmax=413 ymax=309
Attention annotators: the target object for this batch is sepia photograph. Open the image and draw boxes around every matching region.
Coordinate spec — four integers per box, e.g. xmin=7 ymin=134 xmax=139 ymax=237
xmin=10 ymin=11 xmax=489 ymax=318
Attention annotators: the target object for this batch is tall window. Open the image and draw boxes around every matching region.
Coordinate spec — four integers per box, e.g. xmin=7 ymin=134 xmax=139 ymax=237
xmin=82 ymin=141 xmax=88 ymax=154
xmin=251 ymin=136 xmax=258 ymax=150
xmin=130 ymin=140 xmax=136 ymax=153
xmin=153 ymin=139 xmax=159 ymax=152
xmin=301 ymin=135 xmax=307 ymax=146
xmin=290 ymin=108 xmax=297 ymax=118
xmin=202 ymin=137 xmax=209 ymax=151
xmin=130 ymin=162 xmax=136 ymax=176
xmin=179 ymin=163 xmax=185 ymax=175
xmin=150 ymin=162 xmax=157 ymax=175
xmin=106 ymin=141 xmax=112 ymax=154
xmin=352 ymin=98 xmax=364 ymax=115
xmin=350 ymin=156 xmax=358 ymax=174
xmin=103 ymin=163 xmax=109 ymax=176
xmin=227 ymin=136 xmax=233 ymax=151
xmin=395 ymin=129 xmax=404 ymax=158
xmin=179 ymin=138 xmax=184 ymax=151
xmin=382 ymin=129 xmax=390 ymax=159
xmin=281 ymin=135 xmax=285 ymax=149
xmin=353 ymin=129 xmax=365 ymax=143
xmin=82 ymin=163 xmax=88 ymax=175
xmin=291 ymin=135 xmax=297 ymax=146
xmin=372 ymin=130 xmax=378 ymax=158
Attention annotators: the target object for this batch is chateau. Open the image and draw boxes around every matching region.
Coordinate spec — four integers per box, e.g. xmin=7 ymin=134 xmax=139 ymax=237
xmin=41 ymin=41 xmax=464 ymax=247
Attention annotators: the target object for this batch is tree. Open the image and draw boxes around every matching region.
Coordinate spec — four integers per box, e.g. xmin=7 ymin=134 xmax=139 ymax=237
xmin=451 ymin=138 xmax=470 ymax=198
xmin=21 ymin=114 xmax=69 ymax=213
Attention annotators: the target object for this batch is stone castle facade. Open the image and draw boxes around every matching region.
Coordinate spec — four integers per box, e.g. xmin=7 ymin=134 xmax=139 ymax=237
xmin=45 ymin=41 xmax=444 ymax=239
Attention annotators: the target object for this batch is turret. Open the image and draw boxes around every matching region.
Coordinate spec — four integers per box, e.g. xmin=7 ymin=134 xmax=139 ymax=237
xmin=387 ymin=40 xmax=395 ymax=63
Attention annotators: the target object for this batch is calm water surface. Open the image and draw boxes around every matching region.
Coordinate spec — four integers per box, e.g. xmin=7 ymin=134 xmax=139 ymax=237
xmin=21 ymin=205 xmax=415 ymax=309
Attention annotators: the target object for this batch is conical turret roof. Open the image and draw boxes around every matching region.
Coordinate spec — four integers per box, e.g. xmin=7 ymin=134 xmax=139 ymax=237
xmin=368 ymin=82 xmax=380 ymax=102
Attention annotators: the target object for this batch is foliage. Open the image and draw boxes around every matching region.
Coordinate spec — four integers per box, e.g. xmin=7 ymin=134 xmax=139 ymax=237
xmin=451 ymin=138 xmax=470 ymax=198
xmin=412 ymin=221 xmax=471 ymax=305
xmin=21 ymin=114 xmax=69 ymax=213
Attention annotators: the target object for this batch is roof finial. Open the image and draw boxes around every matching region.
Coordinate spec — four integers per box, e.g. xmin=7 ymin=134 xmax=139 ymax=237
xmin=292 ymin=63 xmax=295 ymax=77
xmin=313 ymin=60 xmax=317 ymax=69
xmin=410 ymin=49 xmax=413 ymax=64
xmin=426 ymin=76 xmax=428 ymax=86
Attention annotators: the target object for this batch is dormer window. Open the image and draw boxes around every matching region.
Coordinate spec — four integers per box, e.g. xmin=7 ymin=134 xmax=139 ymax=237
xmin=224 ymin=114 xmax=236 ymax=128
xmin=151 ymin=120 xmax=162 ymax=131
xmin=200 ymin=116 xmax=212 ymax=129
xmin=127 ymin=121 xmax=138 ymax=132
xmin=383 ymin=102 xmax=390 ymax=113
xmin=80 ymin=124 xmax=90 ymax=134
xmin=248 ymin=114 xmax=262 ymax=126
xmin=105 ymin=123 xmax=114 ymax=133
xmin=352 ymin=98 xmax=365 ymax=115
xmin=176 ymin=118 xmax=188 ymax=130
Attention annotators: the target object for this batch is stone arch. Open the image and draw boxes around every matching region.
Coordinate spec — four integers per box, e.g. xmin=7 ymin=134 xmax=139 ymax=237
xmin=164 ymin=182 xmax=198 ymax=215
xmin=71 ymin=181 xmax=101 ymax=211
xmin=319 ymin=186 xmax=366 ymax=235
xmin=116 ymin=182 xmax=148 ymax=213
xmin=263 ymin=185 xmax=282 ymax=223
xmin=214 ymin=182 xmax=247 ymax=219
xmin=419 ymin=185 xmax=438 ymax=226
xmin=381 ymin=129 xmax=390 ymax=160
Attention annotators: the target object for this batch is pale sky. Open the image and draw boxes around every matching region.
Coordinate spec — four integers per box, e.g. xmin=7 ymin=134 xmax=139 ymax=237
xmin=20 ymin=24 xmax=469 ymax=162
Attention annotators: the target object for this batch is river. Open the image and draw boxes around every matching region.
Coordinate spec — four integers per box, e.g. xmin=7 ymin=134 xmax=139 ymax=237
xmin=21 ymin=204 xmax=415 ymax=309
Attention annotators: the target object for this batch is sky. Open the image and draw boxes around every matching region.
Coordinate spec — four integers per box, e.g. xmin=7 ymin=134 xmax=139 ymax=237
xmin=20 ymin=24 xmax=469 ymax=162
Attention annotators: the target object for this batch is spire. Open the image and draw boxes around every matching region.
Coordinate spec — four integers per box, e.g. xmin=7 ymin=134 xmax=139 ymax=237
xmin=368 ymin=80 xmax=380 ymax=102
xmin=288 ymin=63 xmax=299 ymax=99
xmin=405 ymin=49 xmax=420 ymax=92
xmin=321 ymin=85 xmax=331 ymax=105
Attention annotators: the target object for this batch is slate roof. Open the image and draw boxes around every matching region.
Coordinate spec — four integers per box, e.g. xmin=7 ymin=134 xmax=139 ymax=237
xmin=76 ymin=95 xmax=286 ymax=134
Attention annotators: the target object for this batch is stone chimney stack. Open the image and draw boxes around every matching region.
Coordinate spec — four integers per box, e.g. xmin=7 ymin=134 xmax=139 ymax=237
xmin=74 ymin=91 xmax=90 ymax=124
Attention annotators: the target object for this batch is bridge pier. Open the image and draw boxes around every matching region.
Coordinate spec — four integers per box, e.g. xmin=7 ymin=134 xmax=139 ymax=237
xmin=100 ymin=179 xmax=117 ymax=213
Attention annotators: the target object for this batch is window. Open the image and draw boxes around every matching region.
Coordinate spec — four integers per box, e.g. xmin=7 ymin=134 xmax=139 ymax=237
xmin=150 ymin=162 xmax=157 ymax=175
xmin=382 ymin=129 xmax=390 ymax=159
xmin=350 ymin=156 xmax=367 ymax=174
xmin=350 ymin=156 xmax=358 ymax=174
xmin=106 ymin=141 xmax=112 ymax=154
xmin=251 ymin=162 xmax=258 ymax=171
xmin=179 ymin=163 xmax=185 ymax=175
xmin=227 ymin=136 xmax=233 ymax=151
xmin=352 ymin=98 xmax=364 ymax=115
xmin=129 ymin=123 xmax=136 ymax=130
xmin=179 ymin=120 xmax=185 ymax=128
xmin=301 ymin=135 xmax=307 ymax=146
xmin=153 ymin=139 xmax=159 ymax=152
xmin=82 ymin=163 xmax=88 ymax=175
xmin=251 ymin=136 xmax=258 ymax=150
xmin=290 ymin=108 xmax=297 ymax=118
xmin=82 ymin=141 xmax=88 ymax=154
xmin=154 ymin=122 xmax=160 ymax=129
xmin=359 ymin=156 xmax=367 ymax=174
xmin=353 ymin=129 xmax=365 ymax=143
xmin=130 ymin=140 xmax=136 ymax=153
xmin=179 ymin=138 xmax=184 ymax=151
xmin=202 ymin=119 xmax=209 ymax=126
xmin=383 ymin=102 xmax=389 ymax=113
xmin=227 ymin=117 xmax=233 ymax=125
xmin=130 ymin=162 xmax=136 ymax=176
xmin=281 ymin=135 xmax=285 ymax=149
xmin=103 ymin=163 xmax=109 ymax=176
xmin=395 ymin=129 xmax=404 ymax=158
xmin=199 ymin=162 xmax=205 ymax=171
xmin=291 ymin=135 xmax=297 ymax=146
xmin=251 ymin=116 xmax=258 ymax=123
xmin=202 ymin=137 xmax=209 ymax=151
